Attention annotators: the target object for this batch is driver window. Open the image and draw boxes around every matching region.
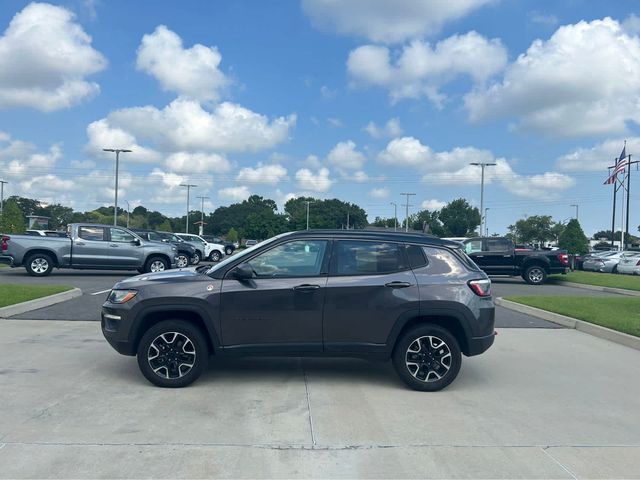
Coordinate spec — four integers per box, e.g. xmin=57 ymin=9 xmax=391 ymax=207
xmin=464 ymin=240 xmax=483 ymax=254
xmin=110 ymin=228 xmax=135 ymax=243
xmin=247 ymin=240 xmax=328 ymax=277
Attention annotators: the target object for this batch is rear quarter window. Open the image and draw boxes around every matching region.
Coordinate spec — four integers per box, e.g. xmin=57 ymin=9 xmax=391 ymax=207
xmin=419 ymin=246 xmax=472 ymax=275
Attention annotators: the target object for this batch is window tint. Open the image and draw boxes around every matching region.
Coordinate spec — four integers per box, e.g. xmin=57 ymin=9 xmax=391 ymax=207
xmin=464 ymin=240 xmax=482 ymax=254
xmin=78 ymin=226 xmax=105 ymax=241
xmin=336 ymin=241 xmax=406 ymax=275
xmin=422 ymin=247 xmax=467 ymax=275
xmin=110 ymin=228 xmax=135 ymax=243
xmin=484 ymin=238 xmax=512 ymax=252
xmin=147 ymin=232 xmax=163 ymax=242
xmin=406 ymin=244 xmax=428 ymax=269
xmin=247 ymin=240 xmax=328 ymax=277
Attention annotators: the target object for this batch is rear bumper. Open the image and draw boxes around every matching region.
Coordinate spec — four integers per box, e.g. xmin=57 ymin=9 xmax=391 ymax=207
xmin=466 ymin=331 xmax=496 ymax=356
xmin=0 ymin=255 xmax=14 ymax=266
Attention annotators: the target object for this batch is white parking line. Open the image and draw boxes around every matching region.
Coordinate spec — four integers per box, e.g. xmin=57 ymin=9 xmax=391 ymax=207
xmin=90 ymin=289 xmax=111 ymax=296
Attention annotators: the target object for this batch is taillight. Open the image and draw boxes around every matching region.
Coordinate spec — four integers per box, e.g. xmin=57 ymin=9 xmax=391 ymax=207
xmin=1 ymin=235 xmax=9 ymax=252
xmin=468 ymin=279 xmax=491 ymax=297
xmin=558 ymin=253 xmax=569 ymax=266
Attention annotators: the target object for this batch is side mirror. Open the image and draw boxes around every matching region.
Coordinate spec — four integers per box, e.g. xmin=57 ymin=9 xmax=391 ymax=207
xmin=131 ymin=238 xmax=141 ymax=246
xmin=231 ymin=263 xmax=254 ymax=280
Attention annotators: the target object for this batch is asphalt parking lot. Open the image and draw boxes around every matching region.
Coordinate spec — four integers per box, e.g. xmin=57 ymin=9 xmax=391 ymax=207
xmin=2 ymin=268 xmax=639 ymax=478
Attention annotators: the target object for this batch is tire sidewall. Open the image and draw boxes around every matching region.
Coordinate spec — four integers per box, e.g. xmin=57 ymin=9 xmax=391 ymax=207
xmin=524 ymin=265 xmax=546 ymax=285
xmin=136 ymin=320 xmax=208 ymax=388
xmin=176 ymin=254 xmax=189 ymax=268
xmin=209 ymin=250 xmax=221 ymax=262
xmin=192 ymin=251 xmax=201 ymax=265
xmin=392 ymin=324 xmax=462 ymax=392
xmin=144 ymin=256 xmax=169 ymax=273
xmin=225 ymin=246 xmax=234 ymax=255
xmin=25 ymin=253 xmax=54 ymax=276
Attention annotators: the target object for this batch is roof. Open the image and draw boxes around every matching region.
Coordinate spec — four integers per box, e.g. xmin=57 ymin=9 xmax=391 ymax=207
xmin=281 ymin=229 xmax=461 ymax=247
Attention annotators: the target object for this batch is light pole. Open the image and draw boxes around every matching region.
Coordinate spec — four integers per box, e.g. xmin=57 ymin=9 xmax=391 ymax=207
xmin=305 ymin=201 xmax=314 ymax=230
xmin=103 ymin=148 xmax=132 ymax=226
xmin=124 ymin=200 xmax=130 ymax=228
xmin=484 ymin=207 xmax=489 ymax=236
xmin=470 ymin=162 xmax=496 ymax=238
xmin=179 ymin=184 xmax=197 ymax=233
xmin=570 ymin=204 xmax=579 ymax=221
xmin=197 ymin=196 xmax=209 ymax=236
xmin=0 ymin=180 xmax=7 ymax=219
xmin=400 ymin=193 xmax=416 ymax=232
xmin=390 ymin=202 xmax=398 ymax=231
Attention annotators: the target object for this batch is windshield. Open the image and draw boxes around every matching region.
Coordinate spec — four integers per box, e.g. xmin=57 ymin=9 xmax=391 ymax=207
xmin=205 ymin=233 xmax=289 ymax=275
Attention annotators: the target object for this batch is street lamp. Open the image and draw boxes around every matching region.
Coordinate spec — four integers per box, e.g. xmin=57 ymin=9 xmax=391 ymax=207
xmin=179 ymin=184 xmax=197 ymax=233
xmin=390 ymin=202 xmax=398 ymax=231
xmin=484 ymin=207 xmax=490 ymax=236
xmin=103 ymin=148 xmax=132 ymax=226
xmin=305 ymin=201 xmax=315 ymax=230
xmin=197 ymin=196 xmax=209 ymax=236
xmin=470 ymin=162 xmax=496 ymax=237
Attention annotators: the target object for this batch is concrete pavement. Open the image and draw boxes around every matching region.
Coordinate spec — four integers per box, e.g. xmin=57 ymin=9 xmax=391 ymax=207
xmin=0 ymin=320 xmax=639 ymax=478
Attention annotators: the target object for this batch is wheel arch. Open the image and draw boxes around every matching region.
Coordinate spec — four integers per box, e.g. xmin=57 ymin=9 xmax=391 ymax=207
xmin=145 ymin=253 xmax=171 ymax=268
xmin=24 ymin=248 xmax=60 ymax=267
xmin=522 ymin=257 xmax=550 ymax=273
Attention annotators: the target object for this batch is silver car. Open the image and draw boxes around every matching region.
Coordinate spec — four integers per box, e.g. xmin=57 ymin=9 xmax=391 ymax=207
xmin=582 ymin=251 xmax=627 ymax=273
xmin=616 ymin=252 xmax=640 ymax=275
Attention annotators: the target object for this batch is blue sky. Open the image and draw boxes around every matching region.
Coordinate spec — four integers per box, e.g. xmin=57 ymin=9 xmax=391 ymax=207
xmin=1 ymin=0 xmax=639 ymax=236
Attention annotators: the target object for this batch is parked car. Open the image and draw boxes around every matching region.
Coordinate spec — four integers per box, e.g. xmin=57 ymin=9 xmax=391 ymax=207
xmin=616 ymin=252 xmax=640 ymax=275
xmin=244 ymin=239 xmax=258 ymax=247
xmin=175 ymin=233 xmax=225 ymax=262
xmin=202 ymin=235 xmax=236 ymax=255
xmin=1 ymin=224 xmax=177 ymax=276
xmin=131 ymin=229 xmax=197 ymax=268
xmin=102 ymin=230 xmax=496 ymax=391
xmin=582 ymin=251 xmax=627 ymax=273
xmin=462 ymin=237 xmax=569 ymax=285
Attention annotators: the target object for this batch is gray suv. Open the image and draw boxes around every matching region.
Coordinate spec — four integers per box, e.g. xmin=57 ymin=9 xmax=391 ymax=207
xmin=102 ymin=230 xmax=495 ymax=391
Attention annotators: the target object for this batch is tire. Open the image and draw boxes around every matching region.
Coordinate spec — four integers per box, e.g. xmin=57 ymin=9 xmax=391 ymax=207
xmin=144 ymin=256 xmax=169 ymax=274
xmin=225 ymin=246 xmax=234 ymax=256
xmin=136 ymin=320 xmax=208 ymax=388
xmin=176 ymin=254 xmax=189 ymax=269
xmin=392 ymin=324 xmax=462 ymax=392
xmin=612 ymin=265 xmax=618 ymax=274
xmin=209 ymin=250 xmax=222 ymax=262
xmin=25 ymin=252 xmax=54 ymax=276
xmin=192 ymin=251 xmax=201 ymax=265
xmin=523 ymin=265 xmax=547 ymax=285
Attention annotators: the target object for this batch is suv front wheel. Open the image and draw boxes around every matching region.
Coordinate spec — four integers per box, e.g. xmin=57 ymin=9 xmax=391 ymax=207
xmin=392 ymin=324 xmax=461 ymax=392
xmin=137 ymin=320 xmax=208 ymax=388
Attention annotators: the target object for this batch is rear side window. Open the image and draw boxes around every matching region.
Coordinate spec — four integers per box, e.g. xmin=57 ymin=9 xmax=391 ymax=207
xmin=464 ymin=240 xmax=482 ymax=254
xmin=78 ymin=226 xmax=105 ymax=241
xmin=406 ymin=244 xmax=428 ymax=269
xmin=335 ymin=241 xmax=407 ymax=275
xmin=421 ymin=247 xmax=469 ymax=275
xmin=484 ymin=238 xmax=511 ymax=252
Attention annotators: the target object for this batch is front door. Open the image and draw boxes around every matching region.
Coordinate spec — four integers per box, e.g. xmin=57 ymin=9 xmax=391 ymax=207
xmin=219 ymin=239 xmax=330 ymax=352
xmin=108 ymin=228 xmax=143 ymax=268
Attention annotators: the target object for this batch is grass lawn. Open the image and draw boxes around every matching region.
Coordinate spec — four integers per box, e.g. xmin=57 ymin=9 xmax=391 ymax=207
xmin=0 ymin=284 xmax=73 ymax=308
xmin=550 ymin=270 xmax=640 ymax=292
xmin=506 ymin=295 xmax=640 ymax=337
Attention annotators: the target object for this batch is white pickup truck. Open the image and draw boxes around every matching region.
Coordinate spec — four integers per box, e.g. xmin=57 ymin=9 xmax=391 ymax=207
xmin=0 ymin=223 xmax=178 ymax=276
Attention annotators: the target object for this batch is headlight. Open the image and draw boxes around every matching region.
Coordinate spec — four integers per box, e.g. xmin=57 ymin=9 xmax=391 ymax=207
xmin=108 ymin=289 xmax=137 ymax=304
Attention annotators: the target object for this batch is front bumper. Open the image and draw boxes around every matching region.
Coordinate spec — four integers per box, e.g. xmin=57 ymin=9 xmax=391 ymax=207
xmin=101 ymin=304 xmax=137 ymax=356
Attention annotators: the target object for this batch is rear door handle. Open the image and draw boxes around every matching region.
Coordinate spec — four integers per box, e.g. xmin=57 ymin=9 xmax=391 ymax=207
xmin=293 ymin=284 xmax=320 ymax=292
xmin=109 ymin=244 xmax=119 ymax=248
xmin=385 ymin=281 xmax=412 ymax=288
xmin=475 ymin=255 xmax=484 ymax=258
xmin=75 ymin=241 xmax=85 ymax=246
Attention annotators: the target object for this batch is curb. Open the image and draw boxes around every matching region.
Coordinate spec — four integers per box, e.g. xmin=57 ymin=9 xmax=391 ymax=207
xmin=556 ymin=281 xmax=640 ymax=297
xmin=0 ymin=288 xmax=82 ymax=318
xmin=495 ymin=297 xmax=640 ymax=352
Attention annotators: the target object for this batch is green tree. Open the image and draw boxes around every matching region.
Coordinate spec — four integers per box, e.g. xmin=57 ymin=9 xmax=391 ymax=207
xmin=438 ymin=199 xmax=480 ymax=237
xmin=558 ymin=219 xmax=589 ymax=255
xmin=509 ymin=215 xmax=555 ymax=245
xmin=226 ymin=227 xmax=239 ymax=243
xmin=409 ymin=210 xmax=445 ymax=236
xmin=285 ymin=197 xmax=367 ymax=230
xmin=156 ymin=219 xmax=173 ymax=232
xmin=0 ymin=199 xmax=26 ymax=233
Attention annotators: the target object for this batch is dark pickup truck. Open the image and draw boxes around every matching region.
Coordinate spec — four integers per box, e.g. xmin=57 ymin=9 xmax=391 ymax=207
xmin=462 ymin=237 xmax=569 ymax=285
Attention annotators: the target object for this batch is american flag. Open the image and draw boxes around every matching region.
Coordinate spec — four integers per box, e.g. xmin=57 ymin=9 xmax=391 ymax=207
xmin=604 ymin=157 xmax=629 ymax=185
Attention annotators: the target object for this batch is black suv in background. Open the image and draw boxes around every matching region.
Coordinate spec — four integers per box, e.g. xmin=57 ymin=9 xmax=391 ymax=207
xmin=131 ymin=229 xmax=197 ymax=268
xmin=102 ymin=230 xmax=495 ymax=391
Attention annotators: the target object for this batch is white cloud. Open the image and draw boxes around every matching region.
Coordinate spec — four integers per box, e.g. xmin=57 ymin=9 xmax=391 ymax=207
xmin=369 ymin=187 xmax=389 ymax=199
xmin=556 ymin=138 xmax=638 ymax=172
xmin=236 ymin=163 xmax=288 ymax=185
xmin=295 ymin=167 xmax=333 ymax=192
xmin=320 ymin=85 xmax=336 ymax=98
xmin=85 ymin=119 xmax=160 ymax=163
xmin=302 ymin=154 xmax=322 ymax=169
xmin=465 ymin=18 xmax=640 ymax=137
xmin=0 ymin=135 xmax=62 ymax=176
xmin=166 ymin=152 xmax=230 ymax=174
xmin=348 ymin=32 xmax=507 ymax=106
xmin=20 ymin=174 xmax=74 ymax=194
xmin=136 ymin=25 xmax=229 ymax=102
xmin=106 ymin=98 xmax=296 ymax=153
xmin=364 ymin=118 xmax=402 ymax=138
xmin=421 ymin=199 xmax=446 ymax=210
xmin=327 ymin=117 xmax=343 ymax=127
xmin=218 ymin=185 xmax=251 ymax=202
xmin=302 ymin=0 xmax=492 ymax=43
xmin=378 ymin=137 xmax=432 ymax=168
xmin=0 ymin=3 xmax=107 ymax=111
xmin=327 ymin=140 xmax=366 ymax=170
xmin=352 ymin=171 xmax=369 ymax=183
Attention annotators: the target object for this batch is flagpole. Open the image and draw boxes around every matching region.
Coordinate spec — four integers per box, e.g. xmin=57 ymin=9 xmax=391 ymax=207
xmin=625 ymin=153 xmax=631 ymax=250
xmin=611 ymin=161 xmax=617 ymax=249
xmin=621 ymin=174 xmax=625 ymax=251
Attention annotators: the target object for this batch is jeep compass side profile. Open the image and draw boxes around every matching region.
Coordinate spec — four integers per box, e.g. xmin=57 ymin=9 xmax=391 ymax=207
xmin=102 ymin=230 xmax=495 ymax=391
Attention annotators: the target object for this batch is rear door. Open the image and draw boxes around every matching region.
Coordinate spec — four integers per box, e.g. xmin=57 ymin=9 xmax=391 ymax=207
xmin=72 ymin=226 xmax=110 ymax=266
xmin=481 ymin=238 xmax=515 ymax=274
xmin=323 ymin=240 xmax=419 ymax=351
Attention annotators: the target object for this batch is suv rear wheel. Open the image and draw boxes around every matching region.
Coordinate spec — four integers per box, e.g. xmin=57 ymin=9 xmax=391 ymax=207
xmin=137 ymin=320 xmax=208 ymax=388
xmin=25 ymin=252 xmax=54 ymax=276
xmin=392 ymin=324 xmax=461 ymax=392
xmin=209 ymin=250 xmax=222 ymax=262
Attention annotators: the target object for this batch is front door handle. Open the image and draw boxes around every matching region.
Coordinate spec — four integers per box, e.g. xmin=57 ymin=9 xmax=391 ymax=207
xmin=109 ymin=244 xmax=119 ymax=248
xmin=293 ymin=284 xmax=321 ymax=292
xmin=75 ymin=241 xmax=85 ymax=246
xmin=385 ymin=281 xmax=412 ymax=288
xmin=475 ymin=255 xmax=484 ymax=258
